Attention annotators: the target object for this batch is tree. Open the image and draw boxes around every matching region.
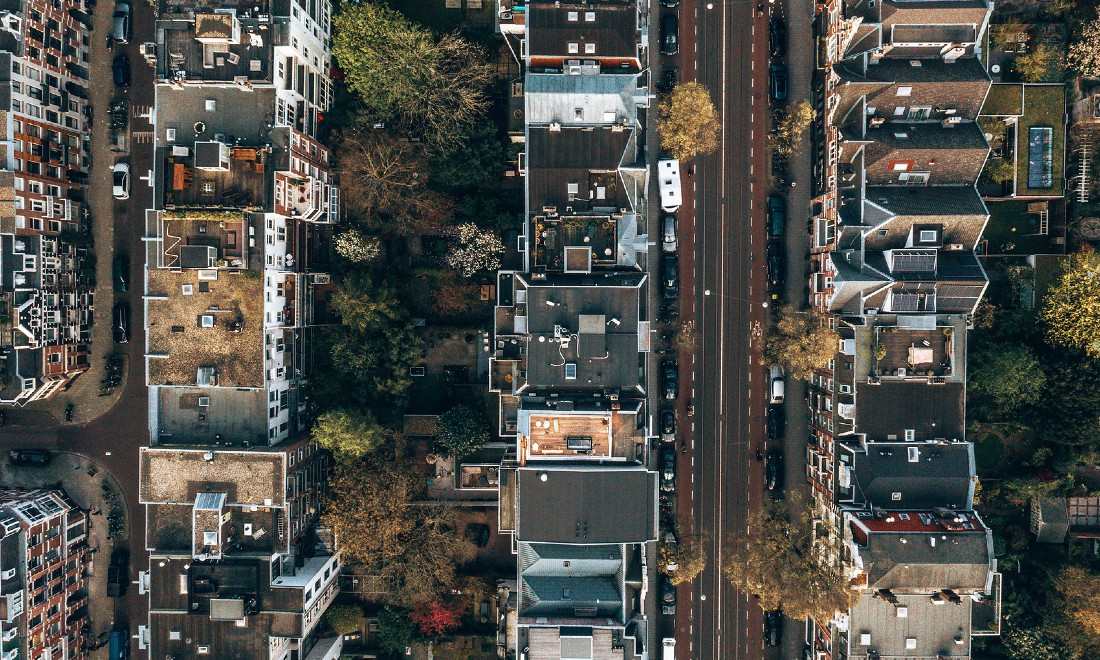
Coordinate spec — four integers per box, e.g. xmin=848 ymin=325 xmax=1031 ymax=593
xmin=332 ymin=273 xmax=406 ymax=332
xmin=983 ymin=158 xmax=1015 ymax=184
xmin=445 ymin=223 xmax=504 ymax=277
xmin=764 ymin=308 xmax=838 ymax=380
xmin=335 ymin=130 xmax=453 ymax=235
xmin=378 ymin=606 xmax=419 ymax=656
xmin=991 ymin=19 xmax=1028 ymax=51
xmin=1015 ymin=43 xmax=1064 ymax=83
xmin=1039 ymin=247 xmax=1100 ymax=357
xmin=409 ymin=601 xmax=462 ymax=637
xmin=724 ymin=498 xmax=856 ymax=621
xmin=324 ymin=603 xmax=365 ymax=636
xmin=657 ymin=82 xmax=720 ymax=162
xmin=334 ymin=228 xmax=382 ymax=263
xmin=773 ymin=100 xmax=814 ymax=156
xmin=431 ymin=270 xmax=483 ymax=318
xmin=429 ymin=120 xmax=507 ymax=190
xmin=312 ymin=408 xmax=388 ymax=458
xmin=1068 ymin=10 xmax=1100 ymax=77
xmin=435 ymin=404 xmax=490 ymax=458
xmin=332 ymin=5 xmax=492 ymax=150
xmin=658 ymin=534 xmax=708 ymax=585
xmin=327 ymin=323 xmax=423 ymax=410
xmin=1049 ymin=566 xmax=1100 ymax=658
xmin=969 ymin=342 xmax=1046 ymax=415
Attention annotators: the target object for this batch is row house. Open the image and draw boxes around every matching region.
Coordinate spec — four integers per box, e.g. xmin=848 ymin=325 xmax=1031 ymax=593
xmin=0 ymin=488 xmax=90 ymax=660
xmin=491 ymin=2 xmax=659 ymax=658
xmin=0 ymin=0 xmax=94 ymax=403
xmin=139 ymin=446 xmax=340 ymax=659
xmin=145 ymin=10 xmax=338 ymax=448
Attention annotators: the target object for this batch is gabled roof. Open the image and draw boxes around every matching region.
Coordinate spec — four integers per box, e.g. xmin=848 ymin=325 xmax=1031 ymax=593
xmin=859 ymin=526 xmax=992 ymax=591
xmin=833 ymin=58 xmax=991 ymax=124
xmin=863 ymin=123 xmax=989 ymax=185
xmin=525 ymin=73 xmax=645 ymax=126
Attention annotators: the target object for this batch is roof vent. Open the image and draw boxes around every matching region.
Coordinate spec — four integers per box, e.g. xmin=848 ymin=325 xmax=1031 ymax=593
xmin=897 ymin=607 xmax=909 ymax=618
xmin=907 ymin=447 xmax=920 ymax=462
xmin=905 ymin=637 xmax=917 ymax=649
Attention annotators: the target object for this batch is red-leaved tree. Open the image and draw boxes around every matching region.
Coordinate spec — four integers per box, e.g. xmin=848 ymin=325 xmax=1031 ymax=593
xmin=409 ymin=601 xmax=461 ymax=637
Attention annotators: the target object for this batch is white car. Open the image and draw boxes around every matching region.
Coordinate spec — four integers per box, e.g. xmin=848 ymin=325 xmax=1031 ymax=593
xmin=112 ymin=162 xmax=130 ymax=200
xmin=662 ymin=216 xmax=677 ymax=253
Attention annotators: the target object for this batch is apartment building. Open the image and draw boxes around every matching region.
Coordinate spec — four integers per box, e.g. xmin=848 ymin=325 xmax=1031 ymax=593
xmin=0 ymin=0 xmax=94 ymax=403
xmin=145 ymin=0 xmax=339 ymax=447
xmin=0 ymin=488 xmax=90 ymax=660
xmin=139 ymin=446 xmax=340 ymax=660
xmin=490 ymin=2 xmax=659 ymax=657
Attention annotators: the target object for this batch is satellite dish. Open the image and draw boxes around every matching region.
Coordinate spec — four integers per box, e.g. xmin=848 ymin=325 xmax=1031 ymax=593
xmin=990 ymin=64 xmax=1001 ymax=74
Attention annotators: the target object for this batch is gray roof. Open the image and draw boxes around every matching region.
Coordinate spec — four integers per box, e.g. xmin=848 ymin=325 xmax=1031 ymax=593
xmin=1031 ymin=497 xmax=1070 ymax=544
xmin=521 ymin=575 xmax=623 ymax=618
xmin=863 ymin=123 xmax=989 ymax=185
xmin=851 ymin=442 xmax=975 ymax=509
xmin=861 ymin=527 xmax=992 ymax=591
xmin=526 ymin=2 xmax=639 ymax=64
xmin=515 ymin=465 xmax=657 ymax=544
xmin=854 ymin=381 xmax=966 ymax=441
xmin=846 ymin=592 xmax=973 ymax=659
xmin=527 ymin=125 xmax=635 ymax=210
xmin=525 ymin=73 xmax=644 ymax=126
xmin=154 ymin=84 xmax=278 ymax=147
xmin=833 ymin=58 xmax=991 ymax=126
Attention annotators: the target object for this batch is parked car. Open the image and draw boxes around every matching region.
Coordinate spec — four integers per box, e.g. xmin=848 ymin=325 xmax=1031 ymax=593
xmin=764 ymin=609 xmax=783 ymax=646
xmin=107 ymin=549 xmax=128 ymax=597
xmin=109 ymin=627 xmax=129 ymax=660
xmin=660 ymin=447 xmax=676 ymax=492
xmin=113 ymin=302 xmax=130 ymax=344
xmin=766 ymin=405 xmax=784 ymax=439
xmin=662 ymin=360 xmax=678 ymax=400
xmin=769 ymin=365 xmax=785 ymax=404
xmin=663 ymin=254 xmax=679 ymax=299
xmin=113 ymin=255 xmax=129 ymax=293
xmin=662 ymin=215 xmax=678 ymax=253
xmin=769 ymin=17 xmax=787 ymax=57
xmin=112 ymin=2 xmax=131 ymax=43
xmin=769 ymin=62 xmax=788 ymax=102
xmin=112 ymin=162 xmax=130 ymax=200
xmin=660 ymin=409 xmax=676 ymax=443
xmin=656 ymin=67 xmax=679 ymax=94
xmin=661 ymin=14 xmax=679 ymax=55
xmin=767 ymin=241 xmax=784 ymax=287
xmin=464 ymin=523 xmax=491 ymax=548
xmin=8 ymin=450 xmax=50 ymax=467
xmin=660 ymin=575 xmax=677 ymax=615
xmin=766 ymin=451 xmax=783 ymax=491
xmin=661 ymin=0 xmax=680 ymax=6
xmin=112 ymin=53 xmax=130 ymax=88
xmin=767 ymin=194 xmax=786 ymax=238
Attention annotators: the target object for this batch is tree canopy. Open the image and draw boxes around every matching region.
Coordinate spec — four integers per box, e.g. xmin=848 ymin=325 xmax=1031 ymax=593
xmin=1014 ymin=43 xmax=1064 ymax=83
xmin=969 ymin=342 xmax=1046 ymax=416
xmin=658 ymin=534 xmax=707 ymax=586
xmin=1039 ymin=247 xmax=1100 ymax=358
xmin=378 ymin=606 xmax=419 ymax=656
xmin=657 ymin=82 xmax=720 ymax=162
xmin=724 ymin=498 xmax=855 ymax=621
xmin=764 ymin=308 xmax=838 ymax=380
xmin=324 ymin=604 xmax=365 ymax=636
xmin=429 ymin=120 xmax=507 ymax=191
xmin=311 ymin=408 xmax=388 ymax=458
xmin=773 ymin=100 xmax=814 ymax=157
xmin=332 ymin=5 xmax=492 ymax=150
xmin=446 ymin=223 xmax=504 ymax=277
xmin=435 ymin=404 xmax=490 ymax=458
xmin=1068 ymin=10 xmax=1100 ymax=77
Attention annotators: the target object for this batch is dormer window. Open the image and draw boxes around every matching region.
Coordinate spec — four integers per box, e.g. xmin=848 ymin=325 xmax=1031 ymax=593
xmin=919 ymin=230 xmax=938 ymax=242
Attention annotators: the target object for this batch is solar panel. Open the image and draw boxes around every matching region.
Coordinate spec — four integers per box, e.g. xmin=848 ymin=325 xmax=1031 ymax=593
xmin=891 ymin=250 xmax=937 ymax=273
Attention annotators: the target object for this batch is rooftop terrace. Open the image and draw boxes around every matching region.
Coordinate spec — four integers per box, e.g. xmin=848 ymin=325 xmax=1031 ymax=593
xmin=146 ymin=268 xmax=264 ymax=388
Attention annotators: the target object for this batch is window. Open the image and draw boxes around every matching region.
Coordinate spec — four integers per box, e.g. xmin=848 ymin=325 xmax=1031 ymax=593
xmin=584 ymin=43 xmax=596 ymax=54
xmin=585 ymin=11 xmax=596 ymax=21
xmin=907 ymin=106 xmax=932 ymax=120
xmin=891 ymin=491 xmax=902 ymax=500
xmin=896 ymin=86 xmax=912 ymax=96
xmin=919 ymin=230 xmax=937 ymax=242
xmin=878 ymin=229 xmax=889 ymax=237
xmin=904 ymin=429 xmax=916 ymax=441
xmin=865 ymin=106 xmax=877 ymax=115
xmin=894 ymin=106 xmax=905 ymax=116
xmin=906 ymin=172 xmax=930 ymax=185
xmin=567 ymin=42 xmax=579 ymax=53
xmin=567 ymin=10 xmax=578 ymax=20
xmin=891 ymin=161 xmax=911 ymax=172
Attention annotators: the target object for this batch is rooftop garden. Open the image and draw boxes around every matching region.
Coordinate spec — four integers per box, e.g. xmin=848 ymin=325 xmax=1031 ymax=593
xmin=1016 ymin=84 xmax=1067 ymax=197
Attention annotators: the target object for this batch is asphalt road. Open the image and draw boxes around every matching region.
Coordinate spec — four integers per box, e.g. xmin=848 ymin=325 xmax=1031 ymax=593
xmin=690 ymin=0 xmax=771 ymax=658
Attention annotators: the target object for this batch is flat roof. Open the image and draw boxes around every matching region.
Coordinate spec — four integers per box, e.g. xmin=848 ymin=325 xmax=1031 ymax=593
xmin=526 ymin=3 xmax=639 ymax=62
xmin=146 ymin=268 xmax=264 ymax=388
xmin=846 ymin=592 xmax=972 ymax=659
xmin=852 ymin=441 xmax=974 ymax=509
xmin=518 ymin=406 xmax=642 ymax=460
xmin=155 ymin=386 xmax=268 ymax=446
xmin=140 ymin=447 xmax=286 ymax=507
xmin=854 ymin=381 xmax=965 ymax=442
xmin=515 ymin=465 xmax=656 ymax=544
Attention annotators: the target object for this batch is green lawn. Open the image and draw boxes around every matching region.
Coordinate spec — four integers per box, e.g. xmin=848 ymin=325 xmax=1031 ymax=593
xmin=980 ymin=83 xmax=1024 ymax=117
xmin=975 ymin=432 xmax=1005 ymax=474
xmin=1015 ymin=84 xmax=1066 ymax=197
xmin=983 ymin=200 xmax=1060 ymax=255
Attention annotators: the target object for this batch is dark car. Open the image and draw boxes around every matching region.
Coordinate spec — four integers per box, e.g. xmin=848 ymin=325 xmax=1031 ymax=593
xmin=767 ymin=405 xmax=785 ymax=440
xmin=662 ymin=360 xmax=678 ymax=400
xmin=767 ymin=242 xmax=784 ymax=287
xmin=661 ymin=14 xmax=679 ymax=55
xmin=661 ymin=0 xmax=680 ymax=6
xmin=465 ymin=523 xmax=491 ymax=548
xmin=656 ymin=67 xmax=679 ymax=94
xmin=109 ymin=627 xmax=129 ymax=660
xmin=113 ymin=254 xmax=129 ymax=292
xmin=764 ymin=609 xmax=783 ymax=646
xmin=660 ymin=447 xmax=676 ymax=492
xmin=661 ymin=575 xmax=677 ymax=615
xmin=769 ymin=63 xmax=788 ymax=102
xmin=112 ymin=54 xmax=130 ymax=88
xmin=8 ymin=449 xmax=50 ymax=467
xmin=769 ymin=17 xmax=787 ymax=57
xmin=107 ymin=548 xmax=128 ymax=597
xmin=111 ymin=2 xmax=131 ymax=44
xmin=660 ymin=409 xmax=676 ymax=443
xmin=766 ymin=451 xmax=783 ymax=491
xmin=113 ymin=302 xmax=130 ymax=344
xmin=663 ymin=254 xmax=679 ymax=299
xmin=767 ymin=195 xmax=786 ymax=238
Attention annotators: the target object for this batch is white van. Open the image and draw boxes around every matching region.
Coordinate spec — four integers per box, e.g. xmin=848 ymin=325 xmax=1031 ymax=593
xmin=657 ymin=159 xmax=683 ymax=212
xmin=769 ymin=365 xmax=785 ymax=404
xmin=662 ymin=637 xmax=676 ymax=660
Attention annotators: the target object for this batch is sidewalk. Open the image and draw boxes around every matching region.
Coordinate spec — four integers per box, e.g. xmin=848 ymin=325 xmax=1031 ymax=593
xmin=23 ymin=0 xmax=128 ymax=426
